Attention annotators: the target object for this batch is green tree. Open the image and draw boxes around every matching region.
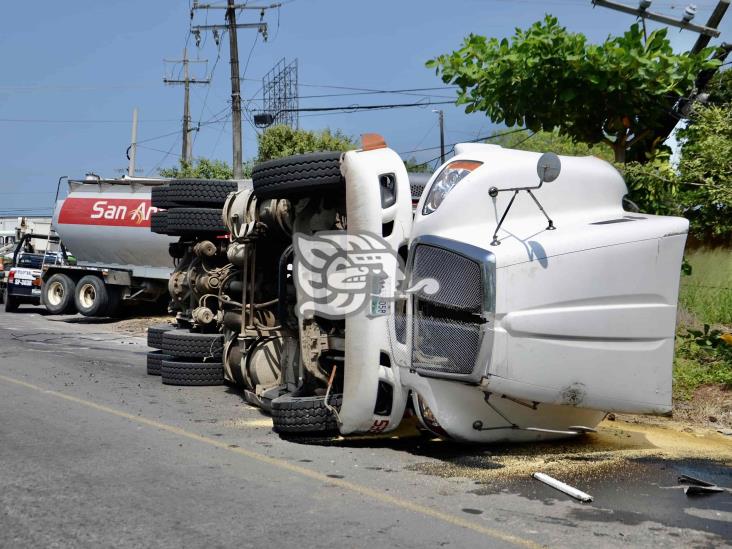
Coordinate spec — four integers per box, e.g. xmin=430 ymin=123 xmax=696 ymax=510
xmin=677 ymin=104 xmax=732 ymax=242
xmin=159 ymin=157 xmax=248 ymax=179
xmin=427 ymin=16 xmax=718 ymax=163
xmin=403 ymin=156 xmax=432 ymax=173
xmin=489 ymin=129 xmax=614 ymax=161
xmin=255 ymin=125 xmax=356 ymax=162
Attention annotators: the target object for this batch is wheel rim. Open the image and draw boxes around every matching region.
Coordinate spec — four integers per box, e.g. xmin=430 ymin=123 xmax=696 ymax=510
xmin=47 ymin=281 xmax=64 ymax=306
xmin=79 ymin=283 xmax=96 ymax=309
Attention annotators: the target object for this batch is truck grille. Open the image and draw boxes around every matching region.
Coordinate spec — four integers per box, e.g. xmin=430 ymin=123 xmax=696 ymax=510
xmin=410 ymin=244 xmax=485 ymax=379
xmin=411 ymin=245 xmax=482 ymax=312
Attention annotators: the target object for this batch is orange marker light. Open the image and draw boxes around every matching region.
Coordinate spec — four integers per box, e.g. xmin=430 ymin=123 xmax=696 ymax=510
xmin=361 ymin=133 xmax=387 ymax=151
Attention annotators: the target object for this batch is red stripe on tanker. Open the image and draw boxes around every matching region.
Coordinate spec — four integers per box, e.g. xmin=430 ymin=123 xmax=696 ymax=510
xmin=57 ymin=197 xmax=160 ymax=227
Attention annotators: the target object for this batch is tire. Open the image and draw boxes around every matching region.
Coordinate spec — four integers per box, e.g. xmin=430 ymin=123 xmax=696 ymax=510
xmin=150 ymin=211 xmax=169 ymax=234
xmin=166 ymin=180 xmax=238 ymax=207
xmin=105 ymin=286 xmax=121 ymax=317
xmin=164 ymin=208 xmax=226 ymax=236
xmin=161 ymin=359 xmax=224 ymax=386
xmin=42 ymin=273 xmax=76 ymax=314
xmin=147 ymin=323 xmax=175 ymax=349
xmin=271 ymin=393 xmax=342 ymax=435
xmin=147 ymin=350 xmax=172 ymax=376
xmin=252 ymin=152 xmax=344 ymax=200
xmin=151 ymin=186 xmax=177 ymax=209
xmin=73 ymin=275 xmax=110 ymax=317
xmin=4 ymin=289 xmax=19 ymax=312
xmin=161 ymin=329 xmax=224 ymax=359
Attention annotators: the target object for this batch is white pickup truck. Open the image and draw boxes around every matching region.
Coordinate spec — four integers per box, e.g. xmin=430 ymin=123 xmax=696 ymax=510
xmin=153 ymin=134 xmax=686 ymax=443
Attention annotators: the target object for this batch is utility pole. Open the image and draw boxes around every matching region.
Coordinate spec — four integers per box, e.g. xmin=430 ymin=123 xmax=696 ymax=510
xmin=591 ymin=0 xmax=722 ymax=37
xmin=163 ymin=48 xmax=209 ymax=163
xmin=191 ymin=1 xmax=275 ymax=179
xmin=128 ymin=108 xmax=138 ymax=177
xmin=433 ymin=109 xmax=445 ymax=164
xmin=591 ymin=0 xmax=730 ymax=157
xmin=227 ymin=0 xmax=243 ymax=179
xmin=691 ymin=0 xmax=730 ymax=54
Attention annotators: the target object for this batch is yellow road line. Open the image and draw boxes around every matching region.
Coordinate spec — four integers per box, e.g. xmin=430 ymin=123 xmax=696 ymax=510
xmin=0 ymin=373 xmax=541 ymax=549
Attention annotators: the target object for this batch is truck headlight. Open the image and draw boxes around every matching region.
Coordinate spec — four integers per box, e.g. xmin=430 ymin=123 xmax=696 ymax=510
xmin=422 ymin=160 xmax=482 ymax=215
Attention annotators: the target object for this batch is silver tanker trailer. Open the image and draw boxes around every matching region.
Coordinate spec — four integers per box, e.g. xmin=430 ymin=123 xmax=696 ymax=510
xmin=44 ymin=176 xmax=177 ymax=316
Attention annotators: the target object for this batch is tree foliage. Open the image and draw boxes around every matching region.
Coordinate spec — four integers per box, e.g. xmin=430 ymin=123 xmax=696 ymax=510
xmin=159 ymin=157 xmax=245 ymax=179
xmin=255 ymin=125 xmax=356 ymax=163
xmin=160 ymin=125 xmax=356 ymax=179
xmin=489 ymin=129 xmax=614 ymax=161
xmin=427 ymin=16 xmax=718 ymax=162
xmin=677 ymin=105 xmax=732 ymax=241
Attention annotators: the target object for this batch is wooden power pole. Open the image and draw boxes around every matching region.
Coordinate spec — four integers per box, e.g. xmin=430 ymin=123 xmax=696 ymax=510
xmin=163 ymin=48 xmax=209 ymax=164
xmin=191 ymin=1 xmax=275 ymax=179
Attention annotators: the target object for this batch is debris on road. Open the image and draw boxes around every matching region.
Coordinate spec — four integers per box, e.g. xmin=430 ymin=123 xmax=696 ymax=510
xmin=531 ymin=472 xmax=593 ymax=502
xmin=679 ymin=474 xmax=727 ymax=496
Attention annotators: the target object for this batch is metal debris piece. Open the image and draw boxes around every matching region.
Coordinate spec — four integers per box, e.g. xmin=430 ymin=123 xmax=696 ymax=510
xmin=678 ymin=474 xmax=716 ymax=487
xmin=684 ymin=485 xmax=724 ymax=496
xmin=532 ymin=472 xmax=593 ymax=502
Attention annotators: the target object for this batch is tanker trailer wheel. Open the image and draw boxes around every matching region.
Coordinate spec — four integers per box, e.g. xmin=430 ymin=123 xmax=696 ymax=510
xmin=252 ymin=151 xmax=344 ymax=201
xmin=151 ymin=186 xmax=177 ymax=209
xmin=164 ymin=208 xmax=227 ymax=236
xmin=42 ymin=273 xmax=76 ymax=315
xmin=161 ymin=329 xmax=224 ymax=359
xmin=74 ymin=275 xmax=111 ymax=317
xmin=161 ymin=359 xmax=224 ymax=386
xmin=270 ymin=393 xmax=342 ymax=436
xmin=165 ymin=180 xmax=239 ymax=208
xmin=146 ymin=350 xmax=172 ymax=376
xmin=147 ymin=323 xmax=175 ymax=349
xmin=150 ymin=211 xmax=169 ymax=235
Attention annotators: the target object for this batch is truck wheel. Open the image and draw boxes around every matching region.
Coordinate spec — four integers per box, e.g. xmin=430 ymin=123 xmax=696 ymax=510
xmin=166 ymin=180 xmax=238 ymax=207
xmin=74 ymin=275 xmax=110 ymax=317
xmin=147 ymin=323 xmax=175 ymax=349
xmin=151 ymin=186 xmax=177 ymax=209
xmin=161 ymin=359 xmax=224 ymax=386
xmin=270 ymin=393 xmax=342 ymax=435
xmin=252 ymin=152 xmax=344 ymax=200
xmin=147 ymin=350 xmax=172 ymax=376
xmin=161 ymin=329 xmax=224 ymax=359
xmin=4 ymin=289 xmax=19 ymax=312
xmin=150 ymin=211 xmax=168 ymax=234
xmin=164 ymin=208 xmax=226 ymax=235
xmin=42 ymin=273 xmax=76 ymax=314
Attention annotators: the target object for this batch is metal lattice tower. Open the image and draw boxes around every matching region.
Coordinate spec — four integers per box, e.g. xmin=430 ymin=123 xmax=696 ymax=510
xmin=261 ymin=58 xmax=299 ymax=129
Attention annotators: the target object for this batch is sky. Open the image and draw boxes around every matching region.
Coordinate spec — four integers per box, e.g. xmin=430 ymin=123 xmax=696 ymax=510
xmin=0 ymin=0 xmax=729 ymax=216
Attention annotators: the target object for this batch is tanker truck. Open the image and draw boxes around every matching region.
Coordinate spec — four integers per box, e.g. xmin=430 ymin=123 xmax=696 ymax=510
xmin=44 ymin=176 xmax=178 ymax=316
xmin=149 ymin=134 xmax=687 ymax=442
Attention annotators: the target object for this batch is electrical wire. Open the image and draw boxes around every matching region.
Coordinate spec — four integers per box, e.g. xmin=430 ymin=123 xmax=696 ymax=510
xmin=406 ymin=128 xmax=531 ymax=168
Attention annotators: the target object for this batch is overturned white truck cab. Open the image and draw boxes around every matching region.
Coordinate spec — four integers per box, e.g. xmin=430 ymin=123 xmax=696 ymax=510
xmin=223 ymin=136 xmax=687 ymax=443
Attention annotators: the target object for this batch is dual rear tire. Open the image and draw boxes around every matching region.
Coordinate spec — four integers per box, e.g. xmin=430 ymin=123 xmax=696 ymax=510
xmin=73 ymin=275 xmax=120 ymax=317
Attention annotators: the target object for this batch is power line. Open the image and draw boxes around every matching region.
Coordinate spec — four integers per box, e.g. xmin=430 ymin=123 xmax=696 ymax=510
xmin=0 ymin=118 xmax=179 ymax=124
xmin=405 ymin=128 xmax=531 ymax=167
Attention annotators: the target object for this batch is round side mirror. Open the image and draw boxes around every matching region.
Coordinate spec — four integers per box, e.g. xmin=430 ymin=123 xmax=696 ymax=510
xmin=537 ymin=152 xmax=561 ymax=183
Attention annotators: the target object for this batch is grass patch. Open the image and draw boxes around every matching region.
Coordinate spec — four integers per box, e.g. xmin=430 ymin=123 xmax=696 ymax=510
xmin=674 ymin=248 xmax=732 ymax=399
xmin=679 ymin=248 xmax=732 ymax=326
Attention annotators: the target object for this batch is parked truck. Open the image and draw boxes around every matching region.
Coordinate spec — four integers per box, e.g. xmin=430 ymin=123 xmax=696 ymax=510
xmin=45 ymin=176 xmax=177 ymax=316
xmin=147 ymin=135 xmax=687 ymax=443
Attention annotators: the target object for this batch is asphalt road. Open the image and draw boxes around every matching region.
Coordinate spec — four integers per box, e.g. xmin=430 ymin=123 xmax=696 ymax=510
xmin=1 ymin=306 xmax=730 ymax=548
